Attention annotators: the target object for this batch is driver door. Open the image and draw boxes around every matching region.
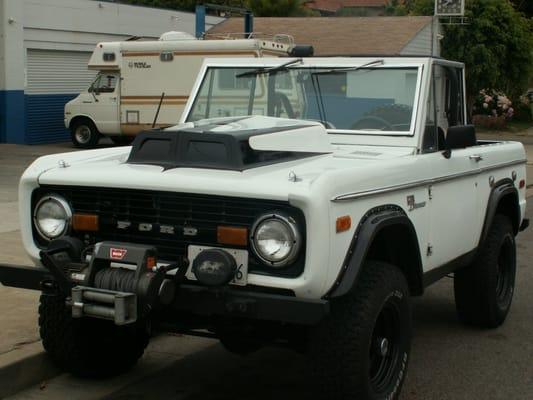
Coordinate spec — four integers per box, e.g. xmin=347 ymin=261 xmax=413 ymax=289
xmin=422 ymin=64 xmax=481 ymax=271
xmin=86 ymin=73 xmax=120 ymax=134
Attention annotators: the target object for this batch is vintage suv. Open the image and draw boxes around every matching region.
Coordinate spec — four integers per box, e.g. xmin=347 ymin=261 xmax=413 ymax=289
xmin=0 ymin=57 xmax=529 ymax=400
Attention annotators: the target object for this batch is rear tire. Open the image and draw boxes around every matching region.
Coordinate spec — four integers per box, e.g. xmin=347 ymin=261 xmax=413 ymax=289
xmin=308 ymin=261 xmax=411 ymax=400
xmin=454 ymin=214 xmax=516 ymax=328
xmin=39 ymin=293 xmax=149 ymax=377
xmin=71 ymin=119 xmax=100 ymax=148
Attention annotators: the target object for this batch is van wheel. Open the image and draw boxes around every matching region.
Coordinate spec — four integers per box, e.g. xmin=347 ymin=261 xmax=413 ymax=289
xmin=308 ymin=261 xmax=411 ymax=400
xmin=111 ymin=136 xmax=134 ymax=146
xmin=39 ymin=293 xmax=149 ymax=377
xmin=71 ymin=119 xmax=99 ymax=148
xmin=454 ymin=214 xmax=516 ymax=328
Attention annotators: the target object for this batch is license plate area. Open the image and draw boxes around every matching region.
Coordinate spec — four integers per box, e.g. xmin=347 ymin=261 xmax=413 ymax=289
xmin=186 ymin=245 xmax=248 ymax=286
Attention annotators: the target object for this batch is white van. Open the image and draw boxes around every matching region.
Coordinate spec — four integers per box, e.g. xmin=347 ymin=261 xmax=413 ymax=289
xmin=64 ymin=32 xmax=308 ymax=147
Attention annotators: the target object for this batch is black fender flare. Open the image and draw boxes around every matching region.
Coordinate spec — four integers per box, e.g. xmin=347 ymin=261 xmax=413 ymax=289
xmin=326 ymin=205 xmax=423 ymax=298
xmin=479 ymin=178 xmax=520 ymax=247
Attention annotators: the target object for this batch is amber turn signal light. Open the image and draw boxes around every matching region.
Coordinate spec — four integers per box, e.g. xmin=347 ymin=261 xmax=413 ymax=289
xmin=72 ymin=214 xmax=99 ymax=232
xmin=217 ymin=226 xmax=248 ymax=246
xmin=336 ymin=215 xmax=351 ymax=233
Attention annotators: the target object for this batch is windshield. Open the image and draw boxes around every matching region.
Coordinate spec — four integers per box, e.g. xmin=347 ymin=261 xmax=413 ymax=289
xmin=186 ymin=66 xmax=420 ymax=134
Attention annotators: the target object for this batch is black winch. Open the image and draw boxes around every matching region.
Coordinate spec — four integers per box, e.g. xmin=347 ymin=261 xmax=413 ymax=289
xmin=40 ymin=239 xmax=188 ymax=325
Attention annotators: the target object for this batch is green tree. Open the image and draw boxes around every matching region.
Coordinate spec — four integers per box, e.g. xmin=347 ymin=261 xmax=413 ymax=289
xmin=442 ymin=0 xmax=532 ymax=102
xmin=385 ymin=0 xmax=403 ymax=15
xmin=511 ymin=0 xmax=533 ymax=18
xmin=117 ymin=0 xmax=308 ymax=16
xmin=117 ymin=0 xmax=196 ymax=12
xmin=385 ymin=0 xmax=432 ymax=16
xmin=247 ymin=0 xmax=307 ymax=16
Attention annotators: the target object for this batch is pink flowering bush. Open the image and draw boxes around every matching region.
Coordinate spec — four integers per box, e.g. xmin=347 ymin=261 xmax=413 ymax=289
xmin=473 ymin=89 xmax=514 ymax=119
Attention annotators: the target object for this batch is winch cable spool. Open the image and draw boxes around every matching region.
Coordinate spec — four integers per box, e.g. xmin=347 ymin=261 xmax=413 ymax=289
xmin=94 ymin=268 xmax=137 ymax=293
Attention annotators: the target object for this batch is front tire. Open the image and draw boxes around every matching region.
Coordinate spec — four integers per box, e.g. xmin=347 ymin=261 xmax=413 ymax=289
xmin=454 ymin=214 xmax=516 ymax=328
xmin=308 ymin=261 xmax=411 ymax=400
xmin=39 ymin=293 xmax=149 ymax=377
xmin=70 ymin=119 xmax=100 ymax=148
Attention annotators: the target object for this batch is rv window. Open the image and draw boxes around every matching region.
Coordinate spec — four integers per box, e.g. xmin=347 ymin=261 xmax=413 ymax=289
xmin=160 ymin=52 xmax=174 ymax=62
xmin=103 ymin=52 xmax=116 ymax=62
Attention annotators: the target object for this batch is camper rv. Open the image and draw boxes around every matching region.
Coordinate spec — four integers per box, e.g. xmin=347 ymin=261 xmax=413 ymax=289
xmin=64 ymin=32 xmax=308 ymax=147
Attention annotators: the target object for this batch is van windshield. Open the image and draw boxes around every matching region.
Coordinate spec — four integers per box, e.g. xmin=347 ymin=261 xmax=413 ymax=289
xmin=186 ymin=66 xmax=420 ymax=134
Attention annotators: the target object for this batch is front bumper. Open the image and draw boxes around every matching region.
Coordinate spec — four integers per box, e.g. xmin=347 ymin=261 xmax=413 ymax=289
xmin=0 ymin=261 xmax=329 ymax=326
xmin=0 ymin=264 xmax=51 ymax=290
xmin=173 ymin=284 xmax=329 ymax=325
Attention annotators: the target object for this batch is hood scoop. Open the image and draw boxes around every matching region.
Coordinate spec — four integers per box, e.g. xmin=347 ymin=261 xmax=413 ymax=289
xmin=127 ymin=116 xmax=331 ymax=171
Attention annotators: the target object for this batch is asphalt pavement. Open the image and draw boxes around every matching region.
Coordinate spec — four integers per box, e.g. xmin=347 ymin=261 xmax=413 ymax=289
xmin=1 ymin=134 xmax=533 ymax=400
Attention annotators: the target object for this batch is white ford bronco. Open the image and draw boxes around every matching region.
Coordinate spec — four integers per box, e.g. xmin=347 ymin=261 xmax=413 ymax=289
xmin=0 ymin=57 xmax=529 ymax=400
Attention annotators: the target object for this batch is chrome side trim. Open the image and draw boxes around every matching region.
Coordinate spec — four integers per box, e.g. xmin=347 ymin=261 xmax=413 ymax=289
xmin=332 ymin=159 xmax=527 ymax=202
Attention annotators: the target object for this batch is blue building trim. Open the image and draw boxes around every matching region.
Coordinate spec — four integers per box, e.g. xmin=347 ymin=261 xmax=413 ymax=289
xmin=0 ymin=90 xmax=26 ymax=144
xmin=25 ymin=93 xmax=77 ymax=144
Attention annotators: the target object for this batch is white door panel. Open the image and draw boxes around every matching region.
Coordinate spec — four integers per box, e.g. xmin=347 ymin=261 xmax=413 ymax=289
xmin=425 ymin=149 xmax=480 ymax=269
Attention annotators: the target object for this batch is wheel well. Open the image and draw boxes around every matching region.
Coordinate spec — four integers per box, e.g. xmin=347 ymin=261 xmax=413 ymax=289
xmin=366 ymin=224 xmax=423 ymax=296
xmin=495 ymin=192 xmax=520 ymax=234
xmin=69 ymin=116 xmax=96 ymax=130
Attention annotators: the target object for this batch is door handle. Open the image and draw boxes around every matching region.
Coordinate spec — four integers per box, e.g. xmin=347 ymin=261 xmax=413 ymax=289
xmin=469 ymin=154 xmax=483 ymax=162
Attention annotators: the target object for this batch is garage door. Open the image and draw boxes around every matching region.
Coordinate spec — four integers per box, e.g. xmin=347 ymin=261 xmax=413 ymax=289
xmin=25 ymin=49 xmax=96 ymax=144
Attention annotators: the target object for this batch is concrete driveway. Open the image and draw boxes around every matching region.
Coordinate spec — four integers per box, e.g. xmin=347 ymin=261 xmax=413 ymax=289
xmin=1 ymin=134 xmax=532 ymax=400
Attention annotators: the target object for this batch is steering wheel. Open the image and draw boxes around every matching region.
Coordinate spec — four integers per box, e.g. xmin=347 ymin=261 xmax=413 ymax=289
xmin=351 ymin=116 xmax=394 ymax=131
xmin=273 ymin=92 xmax=295 ymax=119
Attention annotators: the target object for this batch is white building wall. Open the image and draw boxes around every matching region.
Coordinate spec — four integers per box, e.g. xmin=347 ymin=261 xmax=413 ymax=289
xmin=23 ymin=0 xmax=223 ymax=51
xmin=401 ymin=19 xmax=441 ymax=57
xmin=1 ymin=0 xmax=25 ymax=91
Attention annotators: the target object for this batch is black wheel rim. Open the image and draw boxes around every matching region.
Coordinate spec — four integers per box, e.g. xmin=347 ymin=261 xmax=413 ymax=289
xmin=369 ymin=297 xmax=402 ymax=393
xmin=495 ymin=235 xmax=514 ymax=307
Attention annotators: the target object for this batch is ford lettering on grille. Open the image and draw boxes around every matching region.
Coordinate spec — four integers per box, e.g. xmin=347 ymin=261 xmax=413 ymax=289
xmin=116 ymin=221 xmax=196 ymax=236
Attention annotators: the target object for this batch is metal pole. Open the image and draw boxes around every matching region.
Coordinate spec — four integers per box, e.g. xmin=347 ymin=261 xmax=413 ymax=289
xmin=195 ymin=4 xmax=206 ymax=38
xmin=152 ymin=92 xmax=165 ymax=128
xmin=244 ymin=11 xmax=254 ymax=38
xmin=430 ymin=0 xmax=436 ymax=57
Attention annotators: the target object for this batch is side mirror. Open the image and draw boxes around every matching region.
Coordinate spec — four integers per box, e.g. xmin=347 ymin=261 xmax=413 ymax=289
xmin=442 ymin=125 xmax=476 ymax=158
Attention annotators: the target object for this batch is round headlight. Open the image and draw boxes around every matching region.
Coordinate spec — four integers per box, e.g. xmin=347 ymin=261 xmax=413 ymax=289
xmin=251 ymin=214 xmax=301 ymax=267
xmin=34 ymin=195 xmax=72 ymax=240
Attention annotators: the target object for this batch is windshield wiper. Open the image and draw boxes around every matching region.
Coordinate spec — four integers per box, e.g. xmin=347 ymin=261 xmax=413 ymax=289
xmin=236 ymin=58 xmax=303 ymax=78
xmin=311 ymin=59 xmax=384 ymax=76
